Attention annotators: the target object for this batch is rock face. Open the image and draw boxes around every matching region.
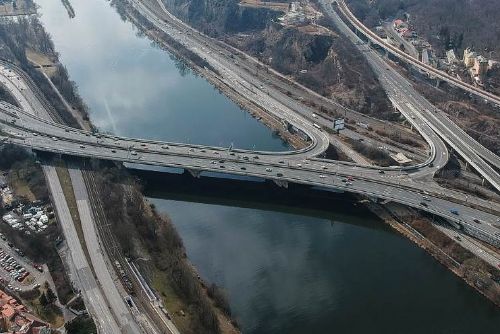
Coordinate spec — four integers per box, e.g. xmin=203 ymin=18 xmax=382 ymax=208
xmin=349 ymin=0 xmax=500 ymax=58
xmin=162 ymin=0 xmax=390 ymax=118
xmin=163 ymin=0 xmax=281 ymax=36
xmin=234 ymin=23 xmax=389 ymax=116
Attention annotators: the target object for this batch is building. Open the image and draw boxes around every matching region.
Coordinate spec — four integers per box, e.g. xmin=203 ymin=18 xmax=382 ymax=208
xmin=473 ymin=56 xmax=489 ymax=76
xmin=0 ymin=289 xmax=49 ymax=333
xmin=446 ymin=49 xmax=457 ymax=64
xmin=463 ymin=48 xmax=477 ymax=68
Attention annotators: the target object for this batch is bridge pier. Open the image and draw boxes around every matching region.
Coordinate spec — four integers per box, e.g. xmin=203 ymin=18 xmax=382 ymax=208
xmin=273 ymin=179 xmax=289 ymax=188
xmin=186 ymin=168 xmax=201 ymax=178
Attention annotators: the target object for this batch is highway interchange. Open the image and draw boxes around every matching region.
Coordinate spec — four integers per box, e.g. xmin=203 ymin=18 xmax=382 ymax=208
xmin=0 ymin=0 xmax=499 ymax=330
xmin=334 ymin=0 xmax=500 ymax=108
xmin=0 ymin=0 xmax=498 ymax=247
xmin=0 ymin=63 xmax=145 ymax=333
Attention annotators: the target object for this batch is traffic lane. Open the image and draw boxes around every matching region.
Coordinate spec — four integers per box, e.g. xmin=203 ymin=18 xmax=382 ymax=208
xmin=43 ymin=166 xmax=121 ymax=334
xmin=4 ymin=124 xmax=498 ymax=214
xmin=2 ymin=108 xmax=440 ymax=179
xmin=28 ymin=137 xmax=500 ymax=233
xmin=2 ymin=119 xmax=496 ymax=216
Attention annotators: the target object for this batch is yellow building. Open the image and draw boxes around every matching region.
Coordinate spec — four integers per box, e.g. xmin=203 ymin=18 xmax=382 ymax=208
xmin=463 ymin=48 xmax=476 ymax=68
xmin=473 ymin=56 xmax=489 ymax=76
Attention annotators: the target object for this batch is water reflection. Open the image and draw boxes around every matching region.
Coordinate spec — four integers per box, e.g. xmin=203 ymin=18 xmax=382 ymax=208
xmin=35 ymin=1 xmax=500 ymax=333
xmin=36 ymin=0 xmax=289 ymax=151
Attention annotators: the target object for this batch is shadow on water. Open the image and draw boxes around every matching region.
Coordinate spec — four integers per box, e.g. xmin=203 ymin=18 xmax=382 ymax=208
xmin=131 ymin=167 xmax=393 ymax=233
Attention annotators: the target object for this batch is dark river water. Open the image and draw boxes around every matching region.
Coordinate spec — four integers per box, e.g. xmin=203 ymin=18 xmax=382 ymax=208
xmin=35 ymin=0 xmax=500 ymax=332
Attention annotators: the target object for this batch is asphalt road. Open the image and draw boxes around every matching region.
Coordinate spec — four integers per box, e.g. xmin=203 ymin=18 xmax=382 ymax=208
xmin=0 ymin=61 xmax=140 ymax=334
xmin=334 ymin=0 xmax=500 ymax=107
xmin=2 ymin=108 xmax=499 ymax=248
xmin=68 ymin=167 xmax=141 ymax=334
xmin=43 ymin=165 xmax=121 ymax=334
xmin=319 ymin=0 xmax=500 ymax=192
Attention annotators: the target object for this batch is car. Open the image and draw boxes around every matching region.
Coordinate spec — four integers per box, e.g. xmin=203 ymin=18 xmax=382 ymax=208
xmin=321 ymin=166 xmax=327 ymax=170
xmin=297 ymin=164 xmax=302 ymax=167
xmin=319 ymin=175 xmax=326 ymax=179
xmin=131 ymin=151 xmax=137 ymax=156
xmin=240 ymin=167 xmax=246 ymax=171
xmin=7 ymin=243 xmax=13 ymax=248
xmin=419 ymin=202 xmax=428 ymax=207
xmin=473 ymin=218 xmax=481 ymax=224
xmin=79 ymin=145 xmax=85 ymax=149
xmin=161 ymin=145 xmax=169 ymax=149
xmin=341 ymin=179 xmax=347 ymax=183
xmin=422 ymin=196 xmax=431 ymax=202
xmin=279 ymin=161 xmax=284 ymax=164
xmin=450 ymin=209 xmax=459 ymax=215
xmin=379 ymin=170 xmax=385 ymax=174
xmin=265 ymin=168 xmax=272 ymax=172
xmin=218 ymin=160 xmax=225 ymax=163
xmin=276 ymin=173 xmax=283 ymax=177
xmin=211 ymin=161 xmax=217 ymax=164
xmin=253 ymin=156 xmax=259 ymax=159
xmin=219 ymin=165 xmax=225 ymax=169
xmin=111 ymin=149 xmax=116 ymax=153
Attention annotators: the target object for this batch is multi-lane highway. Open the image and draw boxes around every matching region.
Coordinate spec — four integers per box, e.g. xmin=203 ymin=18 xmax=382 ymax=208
xmin=319 ymin=0 xmax=500 ymax=192
xmin=0 ymin=62 xmax=145 ymax=333
xmin=334 ymin=0 xmax=500 ymax=107
xmin=1 ymin=103 xmax=499 ymax=248
xmin=0 ymin=1 xmax=498 ymax=250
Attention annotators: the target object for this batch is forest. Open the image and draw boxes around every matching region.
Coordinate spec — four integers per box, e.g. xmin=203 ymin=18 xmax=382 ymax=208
xmin=348 ymin=0 xmax=500 ymax=57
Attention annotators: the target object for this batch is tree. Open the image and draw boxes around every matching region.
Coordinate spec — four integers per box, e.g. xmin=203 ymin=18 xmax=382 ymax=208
xmin=46 ymin=287 xmax=57 ymax=304
xmin=39 ymin=293 xmax=48 ymax=307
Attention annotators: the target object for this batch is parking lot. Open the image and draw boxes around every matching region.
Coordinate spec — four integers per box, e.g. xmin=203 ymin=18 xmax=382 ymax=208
xmin=0 ymin=235 xmax=46 ymax=293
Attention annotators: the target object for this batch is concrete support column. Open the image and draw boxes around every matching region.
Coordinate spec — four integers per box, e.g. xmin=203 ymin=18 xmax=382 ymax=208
xmin=273 ymin=179 xmax=289 ymax=188
xmin=186 ymin=168 xmax=201 ymax=178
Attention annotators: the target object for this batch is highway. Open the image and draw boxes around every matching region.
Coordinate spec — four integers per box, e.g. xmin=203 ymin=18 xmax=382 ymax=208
xmin=0 ymin=0 xmax=497 ymax=296
xmin=1 ymin=105 xmax=499 ymax=248
xmin=0 ymin=2 xmax=497 ymax=249
xmin=68 ymin=167 xmax=142 ymax=334
xmin=319 ymin=0 xmax=500 ymax=192
xmin=0 ymin=63 xmax=145 ymax=333
xmin=43 ymin=165 xmax=121 ymax=334
xmin=333 ymin=0 xmax=500 ymax=170
xmin=334 ymin=0 xmax=500 ymax=108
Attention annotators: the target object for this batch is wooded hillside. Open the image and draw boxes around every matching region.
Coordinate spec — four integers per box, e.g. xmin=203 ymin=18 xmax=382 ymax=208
xmin=348 ymin=0 xmax=500 ymax=58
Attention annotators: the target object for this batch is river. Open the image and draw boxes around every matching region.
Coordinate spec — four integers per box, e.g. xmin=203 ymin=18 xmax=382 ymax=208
xmin=35 ymin=0 xmax=500 ymax=333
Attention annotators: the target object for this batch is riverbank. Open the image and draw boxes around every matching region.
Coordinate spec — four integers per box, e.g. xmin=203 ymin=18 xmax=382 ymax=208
xmin=112 ymin=0 xmax=308 ymax=150
xmin=367 ymin=202 xmax=500 ymax=306
xmin=1 ymin=6 xmax=241 ymax=333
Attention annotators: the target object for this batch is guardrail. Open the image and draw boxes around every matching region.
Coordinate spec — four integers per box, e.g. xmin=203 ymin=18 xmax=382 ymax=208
xmin=334 ymin=0 xmax=500 ymax=107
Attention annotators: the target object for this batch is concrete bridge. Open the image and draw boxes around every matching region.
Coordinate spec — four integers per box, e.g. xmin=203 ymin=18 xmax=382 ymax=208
xmin=1 ymin=103 xmax=499 ymax=247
